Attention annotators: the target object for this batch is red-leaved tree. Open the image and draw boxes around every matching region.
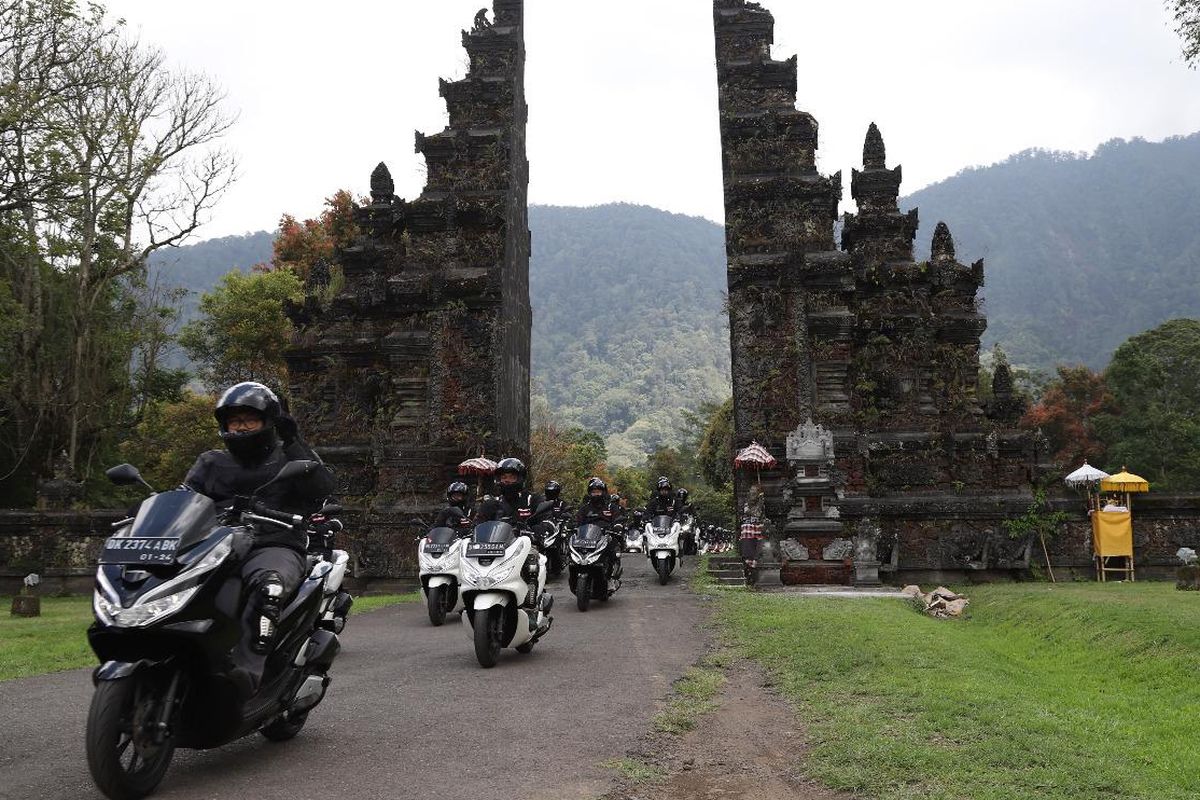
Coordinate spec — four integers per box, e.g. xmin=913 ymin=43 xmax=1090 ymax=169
xmin=1020 ymin=365 xmax=1117 ymax=467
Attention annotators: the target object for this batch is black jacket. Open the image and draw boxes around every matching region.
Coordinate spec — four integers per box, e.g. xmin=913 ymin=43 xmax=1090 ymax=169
xmin=576 ymin=500 xmax=617 ymax=527
xmin=185 ymin=439 xmax=334 ymax=553
xmin=476 ymin=491 xmax=546 ymax=528
xmin=644 ymin=496 xmax=680 ymax=519
xmin=433 ymin=505 xmax=473 ymax=529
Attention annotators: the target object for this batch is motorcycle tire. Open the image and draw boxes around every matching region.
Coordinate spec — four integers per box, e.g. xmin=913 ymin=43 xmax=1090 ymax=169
xmin=86 ymin=674 xmax=176 ymax=800
xmin=427 ymin=584 xmax=447 ymax=627
xmin=474 ymin=607 xmax=502 ymax=668
xmin=576 ymin=574 xmax=591 ymax=612
xmin=657 ymin=559 xmax=670 ymax=585
xmin=260 ymin=710 xmax=310 ymax=742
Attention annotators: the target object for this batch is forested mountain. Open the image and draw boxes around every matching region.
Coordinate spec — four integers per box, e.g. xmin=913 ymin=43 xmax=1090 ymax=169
xmin=152 ymin=133 xmax=1200 ymax=461
xmin=905 ymin=134 xmax=1200 ymax=370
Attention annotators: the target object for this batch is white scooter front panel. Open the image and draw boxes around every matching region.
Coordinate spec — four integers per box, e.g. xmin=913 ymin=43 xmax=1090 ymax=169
xmin=458 ymin=534 xmax=547 ymax=649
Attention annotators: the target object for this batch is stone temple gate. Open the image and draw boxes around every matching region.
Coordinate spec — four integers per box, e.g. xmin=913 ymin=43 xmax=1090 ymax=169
xmin=4 ymin=0 xmax=1200 ymax=593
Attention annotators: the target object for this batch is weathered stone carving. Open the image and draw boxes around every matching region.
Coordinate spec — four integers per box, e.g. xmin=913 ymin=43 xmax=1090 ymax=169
xmin=786 ymin=419 xmax=833 ymax=462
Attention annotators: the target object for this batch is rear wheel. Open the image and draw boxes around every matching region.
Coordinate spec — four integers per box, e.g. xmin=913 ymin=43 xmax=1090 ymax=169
xmin=427 ymin=585 xmax=447 ymax=626
xmin=576 ymin=574 xmax=591 ymax=612
xmin=473 ymin=607 xmax=502 ymax=668
xmin=657 ymin=559 xmax=670 ymax=585
xmin=86 ymin=674 xmax=176 ymax=800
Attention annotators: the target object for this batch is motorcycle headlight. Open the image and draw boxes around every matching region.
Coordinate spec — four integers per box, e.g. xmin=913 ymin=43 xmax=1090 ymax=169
xmin=94 ymin=585 xmax=199 ymax=628
xmin=584 ymin=548 xmax=605 ymax=565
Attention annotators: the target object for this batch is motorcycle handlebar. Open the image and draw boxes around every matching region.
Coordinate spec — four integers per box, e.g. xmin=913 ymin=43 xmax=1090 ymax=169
xmin=250 ymin=502 xmax=304 ymax=526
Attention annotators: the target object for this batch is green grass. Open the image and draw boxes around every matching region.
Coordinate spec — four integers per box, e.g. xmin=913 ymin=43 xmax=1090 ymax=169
xmin=652 ymin=651 xmax=729 ymax=735
xmin=719 ymin=582 xmax=1200 ymax=800
xmin=352 ymin=592 xmax=419 ymax=613
xmin=0 ymin=591 xmax=418 ymax=682
xmin=601 ymin=757 xmax=668 ymax=783
xmin=0 ymin=596 xmax=95 ymax=681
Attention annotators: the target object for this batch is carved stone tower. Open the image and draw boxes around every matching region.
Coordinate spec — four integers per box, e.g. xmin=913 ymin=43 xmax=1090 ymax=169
xmin=714 ymin=0 xmax=1037 ymax=585
xmin=286 ymin=1 xmax=529 ymax=574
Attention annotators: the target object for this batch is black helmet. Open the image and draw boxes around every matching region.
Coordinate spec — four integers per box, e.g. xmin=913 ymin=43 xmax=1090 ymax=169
xmin=494 ymin=457 xmax=527 ymax=497
xmin=215 ymin=382 xmax=281 ymax=464
xmin=657 ymin=476 xmax=672 ymax=494
xmin=677 ymin=488 xmax=689 ymax=502
xmin=610 ymin=492 xmax=622 ymax=503
xmin=446 ymin=481 xmax=469 ymax=505
xmin=587 ymin=477 xmax=608 ymax=506
xmin=544 ymin=480 xmax=562 ymax=501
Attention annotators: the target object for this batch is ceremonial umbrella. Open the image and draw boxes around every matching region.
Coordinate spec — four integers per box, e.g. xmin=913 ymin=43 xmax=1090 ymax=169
xmin=1100 ymin=467 xmax=1150 ymax=512
xmin=1064 ymin=462 xmax=1109 ymax=489
xmin=457 ymin=456 xmax=498 ymax=496
xmin=734 ymin=441 xmax=777 ymax=487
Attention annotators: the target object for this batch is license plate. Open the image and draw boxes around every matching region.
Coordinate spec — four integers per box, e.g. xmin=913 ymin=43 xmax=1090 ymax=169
xmin=466 ymin=542 xmax=507 ymax=557
xmin=425 ymin=544 xmax=450 ymax=556
xmin=100 ymin=537 xmax=180 ymax=565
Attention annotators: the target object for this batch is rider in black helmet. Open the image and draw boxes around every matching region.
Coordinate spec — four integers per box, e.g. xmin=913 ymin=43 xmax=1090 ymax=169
xmin=434 ymin=481 xmax=473 ymax=529
xmin=184 ymin=382 xmax=334 ymax=697
xmin=644 ymin=476 xmax=680 ymax=518
xmin=544 ymin=479 xmax=568 ymax=516
xmin=575 ymin=477 xmax=623 ymax=582
xmin=475 ymin=458 xmax=544 ymax=525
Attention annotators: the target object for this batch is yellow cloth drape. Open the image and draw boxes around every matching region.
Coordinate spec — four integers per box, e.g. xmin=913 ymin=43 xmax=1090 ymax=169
xmin=1092 ymin=510 xmax=1133 ymax=557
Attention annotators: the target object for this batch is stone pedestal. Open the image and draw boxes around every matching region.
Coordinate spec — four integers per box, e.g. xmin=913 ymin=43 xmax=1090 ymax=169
xmin=10 ymin=593 xmax=40 ymax=617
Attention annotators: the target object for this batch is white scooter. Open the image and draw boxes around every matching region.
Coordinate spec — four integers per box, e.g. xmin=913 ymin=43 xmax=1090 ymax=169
xmin=644 ymin=514 xmax=682 ymax=585
xmin=459 ymin=519 xmax=554 ymax=667
xmin=418 ymin=514 xmax=470 ymax=626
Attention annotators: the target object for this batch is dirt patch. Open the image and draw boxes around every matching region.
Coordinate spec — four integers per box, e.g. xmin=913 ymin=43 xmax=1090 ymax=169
xmin=604 ymin=659 xmax=855 ymax=800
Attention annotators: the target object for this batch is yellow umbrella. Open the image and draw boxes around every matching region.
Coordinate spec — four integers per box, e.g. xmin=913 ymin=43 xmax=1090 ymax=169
xmin=1100 ymin=468 xmax=1150 ymax=494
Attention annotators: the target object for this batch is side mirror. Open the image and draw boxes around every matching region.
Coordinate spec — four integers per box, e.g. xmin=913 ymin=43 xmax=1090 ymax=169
xmin=535 ymin=500 xmax=554 ymax=515
xmin=255 ymin=460 xmax=319 ymax=494
xmin=447 ymin=506 xmax=466 ymax=518
xmin=105 ymin=463 xmax=154 ymax=491
xmin=320 ymin=502 xmax=344 ymax=515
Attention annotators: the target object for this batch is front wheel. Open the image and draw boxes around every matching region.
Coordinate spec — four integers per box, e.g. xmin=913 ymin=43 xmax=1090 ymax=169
xmin=657 ymin=559 xmax=670 ymax=585
xmin=86 ymin=675 xmax=176 ymax=800
xmin=473 ymin=607 xmax=503 ymax=668
xmin=576 ymin=574 xmax=591 ymax=612
xmin=260 ymin=710 xmax=309 ymax=742
xmin=427 ymin=584 xmax=447 ymax=627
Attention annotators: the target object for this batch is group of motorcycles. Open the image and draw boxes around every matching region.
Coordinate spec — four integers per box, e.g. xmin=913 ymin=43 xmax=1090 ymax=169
xmin=417 ymin=502 xmax=696 ymax=666
xmin=80 ymin=461 xmax=703 ymax=800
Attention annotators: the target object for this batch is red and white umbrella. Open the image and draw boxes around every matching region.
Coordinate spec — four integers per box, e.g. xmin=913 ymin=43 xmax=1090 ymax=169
xmin=734 ymin=441 xmax=777 ymax=469
xmin=457 ymin=457 xmax=498 ymax=476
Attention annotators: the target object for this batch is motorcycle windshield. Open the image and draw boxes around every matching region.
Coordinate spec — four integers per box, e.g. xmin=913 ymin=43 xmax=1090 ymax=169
xmin=426 ymin=526 xmax=458 ymax=545
xmin=473 ymin=520 xmax=516 ymax=545
xmin=124 ymin=491 xmax=218 ymax=551
xmin=652 ymin=515 xmax=674 ymax=532
xmin=573 ymin=523 xmax=606 ymax=546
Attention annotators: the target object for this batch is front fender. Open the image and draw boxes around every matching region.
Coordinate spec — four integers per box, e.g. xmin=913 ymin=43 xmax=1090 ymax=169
xmin=92 ymin=658 xmax=160 ymax=685
xmin=426 ymin=575 xmax=453 ymax=589
xmin=471 ymin=591 xmax=511 ymax=611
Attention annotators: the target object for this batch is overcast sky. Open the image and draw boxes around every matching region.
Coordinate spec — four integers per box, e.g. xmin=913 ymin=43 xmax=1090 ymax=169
xmin=105 ymin=0 xmax=1200 ymax=241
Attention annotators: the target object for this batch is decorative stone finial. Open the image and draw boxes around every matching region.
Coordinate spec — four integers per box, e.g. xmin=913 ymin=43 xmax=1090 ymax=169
xmin=370 ymin=162 xmax=394 ymax=203
xmin=931 ymin=221 xmax=956 ymax=261
xmin=864 ymin=122 xmax=886 ymax=170
xmin=473 ymin=7 xmax=492 ymax=31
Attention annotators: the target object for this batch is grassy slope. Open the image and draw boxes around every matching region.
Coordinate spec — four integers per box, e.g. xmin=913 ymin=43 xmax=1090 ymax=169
xmin=719 ymin=583 xmax=1200 ymax=800
xmin=0 ymin=592 xmax=416 ymax=682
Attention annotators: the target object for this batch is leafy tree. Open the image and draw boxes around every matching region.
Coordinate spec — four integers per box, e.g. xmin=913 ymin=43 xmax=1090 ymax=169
xmin=119 ymin=392 xmax=219 ymax=489
xmin=179 ymin=270 xmax=303 ymax=391
xmin=1095 ymin=319 xmax=1200 ymax=489
xmin=1166 ymin=0 xmax=1200 ymax=66
xmin=271 ymin=190 xmax=360 ymax=281
xmin=1020 ymin=365 xmax=1115 ymax=468
xmin=697 ymin=397 xmax=734 ymax=489
xmin=0 ymin=0 xmax=236 ymax=497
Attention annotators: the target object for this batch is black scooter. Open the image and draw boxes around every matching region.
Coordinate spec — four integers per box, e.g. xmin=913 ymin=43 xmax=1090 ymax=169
xmin=567 ymin=523 xmax=622 ymax=611
xmin=85 ymin=461 xmax=342 ymax=800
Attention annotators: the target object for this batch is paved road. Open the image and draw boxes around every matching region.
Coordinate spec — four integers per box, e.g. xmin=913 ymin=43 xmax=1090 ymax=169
xmin=0 ymin=556 xmax=709 ymax=800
